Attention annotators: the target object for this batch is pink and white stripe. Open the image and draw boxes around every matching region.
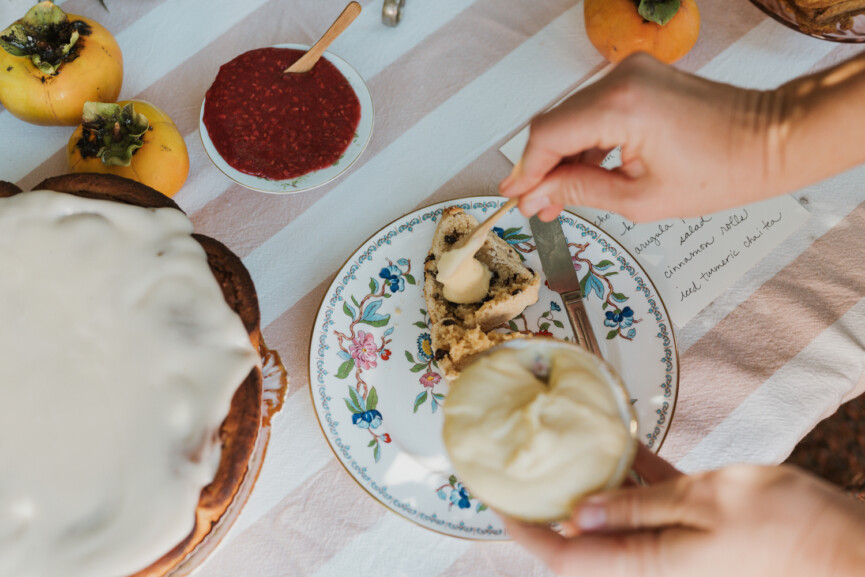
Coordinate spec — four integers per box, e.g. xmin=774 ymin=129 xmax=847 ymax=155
xmin=2 ymin=1 xmax=865 ymax=575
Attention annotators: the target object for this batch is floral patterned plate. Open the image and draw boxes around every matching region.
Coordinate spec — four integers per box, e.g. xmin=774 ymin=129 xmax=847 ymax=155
xmin=309 ymin=197 xmax=679 ymax=540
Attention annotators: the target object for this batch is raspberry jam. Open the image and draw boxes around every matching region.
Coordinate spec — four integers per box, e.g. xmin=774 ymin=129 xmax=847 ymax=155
xmin=203 ymin=47 xmax=361 ymax=181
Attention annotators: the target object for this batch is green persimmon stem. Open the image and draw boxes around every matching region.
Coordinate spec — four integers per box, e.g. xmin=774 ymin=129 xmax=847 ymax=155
xmin=79 ymin=102 xmax=150 ymax=167
xmin=0 ymin=2 xmax=91 ymax=75
xmin=637 ymin=0 xmax=681 ymax=26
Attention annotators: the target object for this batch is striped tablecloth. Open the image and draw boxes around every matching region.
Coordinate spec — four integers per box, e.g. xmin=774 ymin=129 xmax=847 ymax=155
xmin=3 ymin=0 xmax=865 ymax=575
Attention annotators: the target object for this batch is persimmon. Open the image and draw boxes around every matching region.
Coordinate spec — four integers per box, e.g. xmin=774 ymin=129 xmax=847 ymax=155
xmin=0 ymin=2 xmax=122 ymax=126
xmin=585 ymin=0 xmax=700 ymax=64
xmin=67 ymin=101 xmax=189 ymax=198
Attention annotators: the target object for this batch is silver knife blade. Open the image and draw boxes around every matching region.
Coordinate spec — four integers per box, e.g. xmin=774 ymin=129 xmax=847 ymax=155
xmin=529 ymin=215 xmax=601 ymax=355
xmin=530 ymin=215 xmax=580 ymax=294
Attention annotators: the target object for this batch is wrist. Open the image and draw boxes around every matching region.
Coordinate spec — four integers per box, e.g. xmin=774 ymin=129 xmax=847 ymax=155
xmin=773 ymin=53 xmax=865 ymax=193
xmin=768 ymin=77 xmax=819 ymax=194
xmin=831 ymin=501 xmax=865 ymax=575
xmin=723 ymin=85 xmax=793 ymax=203
xmin=793 ymin=483 xmax=865 ymax=577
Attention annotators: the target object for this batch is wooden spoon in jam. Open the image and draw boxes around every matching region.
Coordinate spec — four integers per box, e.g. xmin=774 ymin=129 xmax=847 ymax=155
xmin=284 ymin=2 xmax=362 ymax=74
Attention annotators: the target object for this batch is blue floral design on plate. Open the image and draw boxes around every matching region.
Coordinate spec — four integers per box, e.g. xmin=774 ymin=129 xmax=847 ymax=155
xmin=352 ymin=409 xmax=383 ymax=429
xmin=379 ymin=265 xmax=406 ymax=293
xmin=449 ymin=484 xmax=471 ymax=509
xmin=436 ymin=475 xmax=487 ymax=512
xmin=417 ymin=333 xmax=433 ymax=362
xmin=604 ymin=306 xmax=634 ymax=329
xmin=437 ymin=481 xmax=470 ymax=509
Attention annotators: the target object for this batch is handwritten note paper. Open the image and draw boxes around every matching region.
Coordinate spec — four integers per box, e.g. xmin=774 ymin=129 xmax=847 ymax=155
xmin=500 ymin=137 xmax=810 ymax=326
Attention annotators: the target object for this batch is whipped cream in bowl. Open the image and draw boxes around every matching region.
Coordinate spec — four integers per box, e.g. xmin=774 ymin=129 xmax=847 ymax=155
xmin=442 ymin=338 xmax=638 ymax=523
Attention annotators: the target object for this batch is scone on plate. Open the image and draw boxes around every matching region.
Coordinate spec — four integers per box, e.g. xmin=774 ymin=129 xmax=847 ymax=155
xmin=423 ymin=206 xmax=540 ymax=379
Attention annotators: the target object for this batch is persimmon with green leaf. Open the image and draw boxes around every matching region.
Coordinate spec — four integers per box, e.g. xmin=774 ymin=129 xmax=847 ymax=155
xmin=585 ymin=0 xmax=700 ymax=64
xmin=0 ymin=2 xmax=122 ymax=125
xmin=67 ymin=101 xmax=189 ymax=198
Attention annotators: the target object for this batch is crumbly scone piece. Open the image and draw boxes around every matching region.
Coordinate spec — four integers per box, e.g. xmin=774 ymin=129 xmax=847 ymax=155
xmin=423 ymin=206 xmax=540 ymax=379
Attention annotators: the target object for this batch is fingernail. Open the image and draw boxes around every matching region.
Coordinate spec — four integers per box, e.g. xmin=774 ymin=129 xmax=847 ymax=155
xmin=576 ymin=503 xmax=606 ymax=531
xmin=556 ymin=520 xmax=579 ymax=538
xmin=537 ymin=203 xmax=564 ymax=222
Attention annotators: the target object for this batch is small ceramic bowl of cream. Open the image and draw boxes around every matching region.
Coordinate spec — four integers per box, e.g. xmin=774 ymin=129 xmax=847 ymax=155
xmin=442 ymin=338 xmax=638 ymax=523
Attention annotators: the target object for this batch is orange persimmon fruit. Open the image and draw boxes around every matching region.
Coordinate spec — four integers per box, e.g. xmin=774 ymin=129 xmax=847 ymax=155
xmin=584 ymin=0 xmax=700 ymax=64
xmin=0 ymin=2 xmax=122 ymax=126
xmin=67 ymin=100 xmax=189 ymax=198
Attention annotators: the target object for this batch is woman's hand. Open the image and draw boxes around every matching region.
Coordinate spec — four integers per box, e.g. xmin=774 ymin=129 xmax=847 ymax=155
xmin=505 ymin=446 xmax=865 ymax=577
xmin=500 ymin=53 xmax=790 ymax=222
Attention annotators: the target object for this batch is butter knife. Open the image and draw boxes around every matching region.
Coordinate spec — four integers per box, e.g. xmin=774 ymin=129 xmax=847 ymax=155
xmin=529 ymin=215 xmax=601 ymax=356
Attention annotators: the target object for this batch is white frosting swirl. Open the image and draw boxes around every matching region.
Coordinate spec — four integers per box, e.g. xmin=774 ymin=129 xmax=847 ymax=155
xmin=0 ymin=191 xmax=259 ymax=577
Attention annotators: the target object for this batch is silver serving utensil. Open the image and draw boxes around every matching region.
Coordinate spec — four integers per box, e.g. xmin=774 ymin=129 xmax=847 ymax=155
xmin=382 ymin=0 xmax=405 ymax=26
xmin=529 ymin=215 xmax=601 ymax=356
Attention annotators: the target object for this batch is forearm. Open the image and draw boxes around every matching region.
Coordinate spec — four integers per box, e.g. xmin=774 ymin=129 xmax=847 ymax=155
xmin=772 ymin=51 xmax=865 ymax=193
xmin=789 ymin=475 xmax=865 ymax=577
xmin=828 ymin=498 xmax=865 ymax=575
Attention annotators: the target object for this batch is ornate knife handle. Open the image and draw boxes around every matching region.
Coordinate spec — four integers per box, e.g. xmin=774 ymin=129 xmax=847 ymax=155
xmin=561 ymin=290 xmax=601 ymax=356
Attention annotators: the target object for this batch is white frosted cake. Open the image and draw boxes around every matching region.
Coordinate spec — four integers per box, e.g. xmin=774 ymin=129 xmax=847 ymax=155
xmin=0 ymin=187 xmax=260 ymax=577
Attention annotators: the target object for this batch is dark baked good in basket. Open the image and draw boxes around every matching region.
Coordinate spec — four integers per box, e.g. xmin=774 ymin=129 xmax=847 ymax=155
xmin=782 ymin=0 xmax=865 ymax=32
